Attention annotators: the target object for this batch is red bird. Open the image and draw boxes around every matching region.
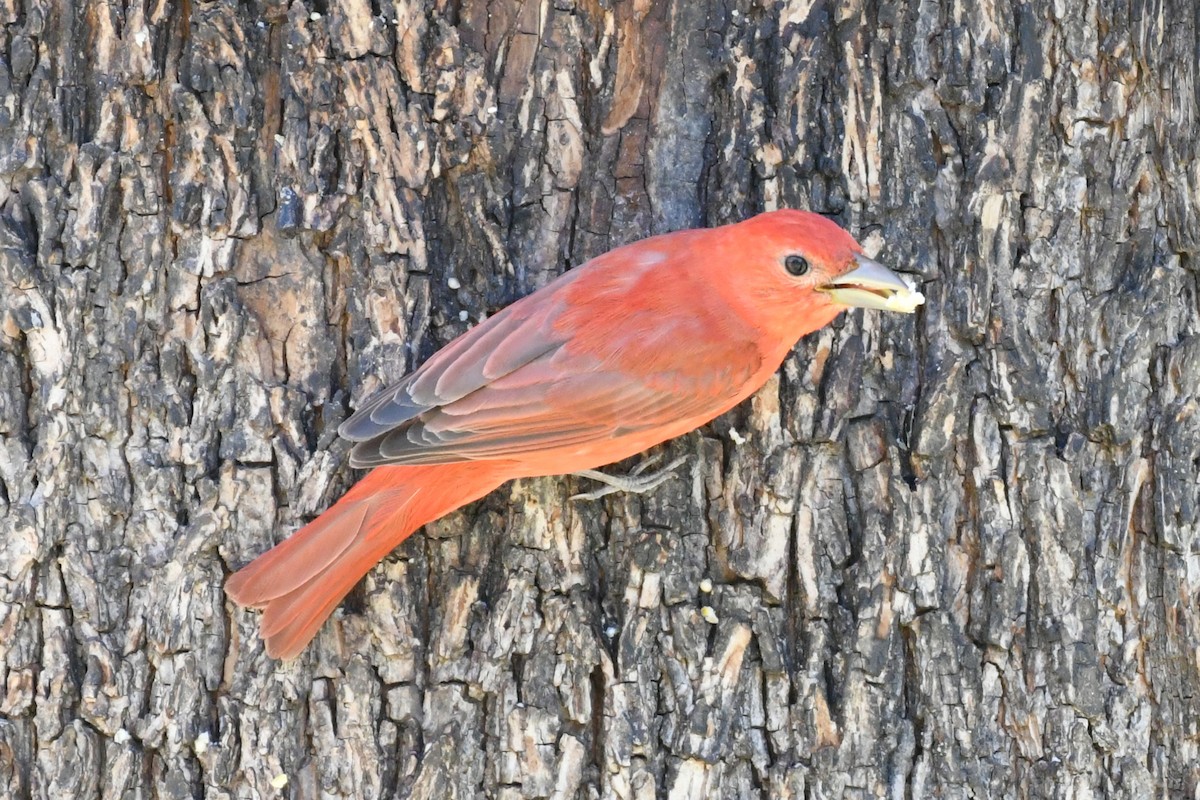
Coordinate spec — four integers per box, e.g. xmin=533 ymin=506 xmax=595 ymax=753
xmin=226 ymin=210 xmax=923 ymax=658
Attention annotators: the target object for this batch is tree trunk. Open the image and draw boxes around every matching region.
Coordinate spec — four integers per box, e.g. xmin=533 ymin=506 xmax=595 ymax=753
xmin=2 ymin=0 xmax=1198 ymax=797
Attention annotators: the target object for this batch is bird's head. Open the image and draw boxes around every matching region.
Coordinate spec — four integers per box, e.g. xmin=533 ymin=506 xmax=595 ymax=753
xmin=722 ymin=210 xmax=924 ymax=340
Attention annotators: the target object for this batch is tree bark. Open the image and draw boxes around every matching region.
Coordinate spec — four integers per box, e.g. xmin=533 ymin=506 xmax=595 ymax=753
xmin=2 ymin=0 xmax=1198 ymax=798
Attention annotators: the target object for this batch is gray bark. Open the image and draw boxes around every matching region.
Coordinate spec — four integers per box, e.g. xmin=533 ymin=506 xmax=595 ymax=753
xmin=2 ymin=0 xmax=1198 ymax=798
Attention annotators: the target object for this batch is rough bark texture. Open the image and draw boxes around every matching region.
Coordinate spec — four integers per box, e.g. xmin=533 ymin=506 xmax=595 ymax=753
xmin=2 ymin=0 xmax=1198 ymax=798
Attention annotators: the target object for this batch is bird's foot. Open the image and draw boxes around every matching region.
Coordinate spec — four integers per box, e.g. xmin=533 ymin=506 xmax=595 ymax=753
xmin=570 ymin=455 xmax=690 ymax=501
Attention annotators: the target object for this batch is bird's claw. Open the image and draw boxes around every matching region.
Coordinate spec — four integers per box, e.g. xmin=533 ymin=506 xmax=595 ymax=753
xmin=570 ymin=455 xmax=690 ymax=501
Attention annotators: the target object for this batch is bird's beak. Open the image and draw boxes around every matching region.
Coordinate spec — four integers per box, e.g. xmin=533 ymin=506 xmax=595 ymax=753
xmin=818 ymin=254 xmax=925 ymax=313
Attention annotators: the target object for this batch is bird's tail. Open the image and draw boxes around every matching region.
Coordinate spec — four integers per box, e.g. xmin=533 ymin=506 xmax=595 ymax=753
xmin=226 ymin=463 xmax=507 ymax=659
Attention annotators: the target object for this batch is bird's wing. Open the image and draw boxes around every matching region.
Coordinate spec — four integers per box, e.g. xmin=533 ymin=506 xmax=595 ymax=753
xmin=340 ymin=255 xmax=763 ymax=468
xmin=345 ymin=353 xmax=745 ymax=467
xmin=337 ymin=285 xmax=571 ymax=444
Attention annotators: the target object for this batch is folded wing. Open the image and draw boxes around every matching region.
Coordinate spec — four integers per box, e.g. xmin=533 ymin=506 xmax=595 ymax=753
xmin=339 ymin=252 xmax=762 ymax=469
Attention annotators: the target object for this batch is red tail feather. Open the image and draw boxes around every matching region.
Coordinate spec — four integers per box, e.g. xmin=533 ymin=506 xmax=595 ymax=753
xmin=226 ymin=464 xmax=507 ymax=659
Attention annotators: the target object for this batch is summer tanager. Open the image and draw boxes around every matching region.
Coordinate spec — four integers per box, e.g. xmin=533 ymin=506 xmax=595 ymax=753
xmin=226 ymin=210 xmax=924 ymax=658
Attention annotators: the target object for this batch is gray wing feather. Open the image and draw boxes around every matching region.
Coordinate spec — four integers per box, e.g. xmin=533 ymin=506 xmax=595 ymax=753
xmin=344 ymin=366 xmax=706 ymax=469
xmin=338 ymin=294 xmax=571 ymax=453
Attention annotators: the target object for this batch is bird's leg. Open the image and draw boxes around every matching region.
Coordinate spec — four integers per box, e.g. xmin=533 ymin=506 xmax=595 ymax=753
xmin=570 ymin=455 xmax=690 ymax=501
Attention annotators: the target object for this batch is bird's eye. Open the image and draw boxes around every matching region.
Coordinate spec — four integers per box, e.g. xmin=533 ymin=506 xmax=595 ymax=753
xmin=784 ymin=255 xmax=810 ymax=277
